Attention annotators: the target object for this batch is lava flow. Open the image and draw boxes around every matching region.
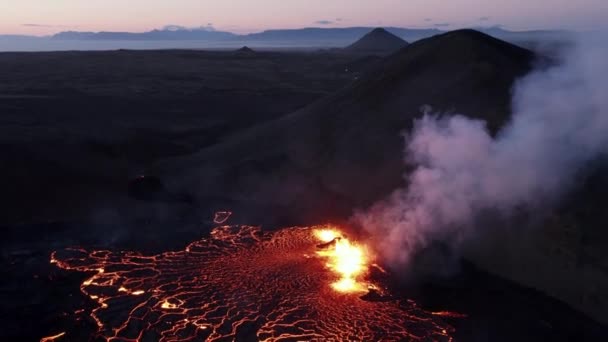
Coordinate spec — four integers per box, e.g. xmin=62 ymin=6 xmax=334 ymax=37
xmin=46 ymin=217 xmax=459 ymax=341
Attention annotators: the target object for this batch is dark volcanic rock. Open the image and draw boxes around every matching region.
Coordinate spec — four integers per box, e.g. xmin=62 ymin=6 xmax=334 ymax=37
xmin=235 ymin=46 xmax=255 ymax=54
xmin=129 ymin=175 xmax=195 ymax=204
xmin=0 ymin=49 xmax=362 ymax=224
xmin=345 ymin=27 xmax=409 ymax=55
xmin=128 ymin=175 xmax=167 ymax=201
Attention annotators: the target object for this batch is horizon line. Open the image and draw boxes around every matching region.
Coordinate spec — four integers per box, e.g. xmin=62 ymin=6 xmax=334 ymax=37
xmin=0 ymin=24 xmax=572 ymax=38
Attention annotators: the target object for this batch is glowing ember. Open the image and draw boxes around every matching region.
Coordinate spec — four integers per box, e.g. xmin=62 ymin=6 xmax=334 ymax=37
xmin=40 ymin=332 xmax=66 ymax=342
xmin=315 ymin=228 xmax=370 ymax=293
xmin=46 ymin=218 xmax=458 ymax=341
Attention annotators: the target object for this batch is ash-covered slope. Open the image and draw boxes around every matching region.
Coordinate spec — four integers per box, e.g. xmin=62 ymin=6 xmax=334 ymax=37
xmin=345 ymin=28 xmax=409 ymax=55
xmin=158 ymin=29 xmax=534 ymax=223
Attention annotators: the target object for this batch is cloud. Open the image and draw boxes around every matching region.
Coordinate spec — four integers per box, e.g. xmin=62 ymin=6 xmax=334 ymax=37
xmin=479 ymin=16 xmax=490 ymax=21
xmin=424 ymin=18 xmax=433 ymax=22
xmin=335 ymin=18 xmax=343 ymax=22
xmin=161 ymin=24 xmax=215 ymax=32
xmin=162 ymin=25 xmax=188 ymax=31
xmin=434 ymin=23 xmax=451 ymax=27
xmin=22 ymin=23 xmax=69 ymax=28
xmin=315 ymin=20 xmax=334 ymax=25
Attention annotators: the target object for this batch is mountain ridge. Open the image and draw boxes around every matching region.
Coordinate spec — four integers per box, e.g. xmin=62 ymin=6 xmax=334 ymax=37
xmin=41 ymin=26 xmax=570 ymax=45
xmin=344 ymin=28 xmax=409 ymax=55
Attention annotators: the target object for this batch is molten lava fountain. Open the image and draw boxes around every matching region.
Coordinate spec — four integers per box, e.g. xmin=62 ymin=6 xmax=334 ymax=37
xmin=45 ymin=214 xmax=458 ymax=341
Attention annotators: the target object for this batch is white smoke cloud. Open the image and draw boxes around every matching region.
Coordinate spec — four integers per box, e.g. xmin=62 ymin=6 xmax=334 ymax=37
xmin=354 ymin=34 xmax=608 ymax=267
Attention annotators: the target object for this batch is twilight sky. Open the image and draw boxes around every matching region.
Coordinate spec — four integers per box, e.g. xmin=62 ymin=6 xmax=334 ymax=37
xmin=2 ymin=0 xmax=607 ymax=35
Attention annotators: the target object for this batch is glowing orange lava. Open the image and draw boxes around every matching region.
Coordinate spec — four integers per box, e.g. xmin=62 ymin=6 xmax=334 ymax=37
xmin=315 ymin=228 xmax=370 ymax=293
xmin=46 ymin=219 xmax=459 ymax=341
xmin=40 ymin=332 xmax=65 ymax=342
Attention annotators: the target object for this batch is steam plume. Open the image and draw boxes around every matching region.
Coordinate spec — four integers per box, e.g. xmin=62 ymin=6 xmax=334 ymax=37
xmin=354 ymin=34 xmax=608 ymax=266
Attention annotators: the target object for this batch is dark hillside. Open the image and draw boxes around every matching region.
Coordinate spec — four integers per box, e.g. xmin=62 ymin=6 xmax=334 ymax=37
xmin=160 ymin=30 xmax=535 ymax=223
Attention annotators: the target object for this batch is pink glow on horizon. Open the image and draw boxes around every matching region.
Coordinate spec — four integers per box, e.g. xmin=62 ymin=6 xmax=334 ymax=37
xmin=1 ymin=0 xmax=607 ymax=36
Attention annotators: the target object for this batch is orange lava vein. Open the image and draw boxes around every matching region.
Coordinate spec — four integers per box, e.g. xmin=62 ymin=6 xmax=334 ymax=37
xmin=213 ymin=211 xmax=232 ymax=224
xmin=40 ymin=332 xmax=66 ymax=342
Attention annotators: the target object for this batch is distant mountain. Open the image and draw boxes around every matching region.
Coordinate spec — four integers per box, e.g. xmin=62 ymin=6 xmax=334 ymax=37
xmin=242 ymin=27 xmax=440 ymax=45
xmin=235 ymin=46 xmax=255 ymax=54
xmin=0 ymin=26 xmax=571 ymax=52
xmin=48 ymin=27 xmax=439 ymax=45
xmin=345 ymin=28 xmax=408 ymax=55
xmin=47 ymin=26 xmax=572 ymax=47
xmin=52 ymin=28 xmax=236 ymax=41
xmin=476 ymin=26 xmax=574 ymax=43
xmin=0 ymin=34 xmax=43 ymax=39
xmin=233 ymin=46 xmax=257 ymax=56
